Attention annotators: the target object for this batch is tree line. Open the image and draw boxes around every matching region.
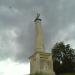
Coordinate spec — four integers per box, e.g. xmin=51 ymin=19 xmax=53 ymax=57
xmin=52 ymin=42 xmax=75 ymax=75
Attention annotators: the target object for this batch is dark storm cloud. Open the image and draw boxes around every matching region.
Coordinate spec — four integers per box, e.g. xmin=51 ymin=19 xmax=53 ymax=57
xmin=0 ymin=0 xmax=75 ymax=62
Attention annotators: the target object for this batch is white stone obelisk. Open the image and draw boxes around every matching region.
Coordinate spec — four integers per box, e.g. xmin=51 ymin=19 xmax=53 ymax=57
xmin=34 ymin=13 xmax=45 ymax=52
xmin=29 ymin=14 xmax=55 ymax=75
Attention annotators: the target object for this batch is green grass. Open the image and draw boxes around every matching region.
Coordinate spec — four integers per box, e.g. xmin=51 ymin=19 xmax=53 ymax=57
xmin=61 ymin=73 xmax=75 ymax=75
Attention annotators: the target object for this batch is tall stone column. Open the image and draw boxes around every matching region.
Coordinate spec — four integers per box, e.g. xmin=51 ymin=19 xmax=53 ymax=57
xmin=29 ymin=14 xmax=55 ymax=75
xmin=34 ymin=13 xmax=45 ymax=52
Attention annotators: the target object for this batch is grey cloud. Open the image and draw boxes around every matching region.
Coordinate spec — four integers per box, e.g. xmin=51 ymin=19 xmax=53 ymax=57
xmin=0 ymin=0 xmax=75 ymax=62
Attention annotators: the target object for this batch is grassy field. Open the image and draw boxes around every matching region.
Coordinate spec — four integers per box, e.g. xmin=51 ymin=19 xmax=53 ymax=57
xmin=61 ymin=73 xmax=75 ymax=75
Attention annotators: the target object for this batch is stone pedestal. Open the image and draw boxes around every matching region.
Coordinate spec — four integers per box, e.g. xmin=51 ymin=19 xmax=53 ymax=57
xmin=29 ymin=52 xmax=55 ymax=75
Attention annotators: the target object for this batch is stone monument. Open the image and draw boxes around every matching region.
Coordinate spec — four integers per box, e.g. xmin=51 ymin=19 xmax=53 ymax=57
xmin=29 ymin=14 xmax=55 ymax=75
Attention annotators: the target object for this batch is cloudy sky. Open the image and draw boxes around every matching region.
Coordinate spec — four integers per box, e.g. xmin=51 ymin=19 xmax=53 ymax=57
xmin=0 ymin=0 xmax=75 ymax=75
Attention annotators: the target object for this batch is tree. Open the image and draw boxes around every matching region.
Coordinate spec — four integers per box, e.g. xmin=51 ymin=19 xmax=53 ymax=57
xmin=52 ymin=42 xmax=65 ymax=62
xmin=52 ymin=42 xmax=75 ymax=74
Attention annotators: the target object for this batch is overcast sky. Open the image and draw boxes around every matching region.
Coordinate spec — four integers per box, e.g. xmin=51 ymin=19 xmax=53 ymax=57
xmin=0 ymin=0 xmax=75 ymax=75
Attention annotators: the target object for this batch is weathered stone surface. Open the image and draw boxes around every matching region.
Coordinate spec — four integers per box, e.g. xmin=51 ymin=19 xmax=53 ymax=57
xmin=29 ymin=14 xmax=55 ymax=75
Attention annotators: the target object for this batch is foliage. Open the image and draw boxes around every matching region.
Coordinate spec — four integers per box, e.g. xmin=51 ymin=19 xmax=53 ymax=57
xmin=52 ymin=42 xmax=75 ymax=74
xmin=60 ymin=73 xmax=75 ymax=75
